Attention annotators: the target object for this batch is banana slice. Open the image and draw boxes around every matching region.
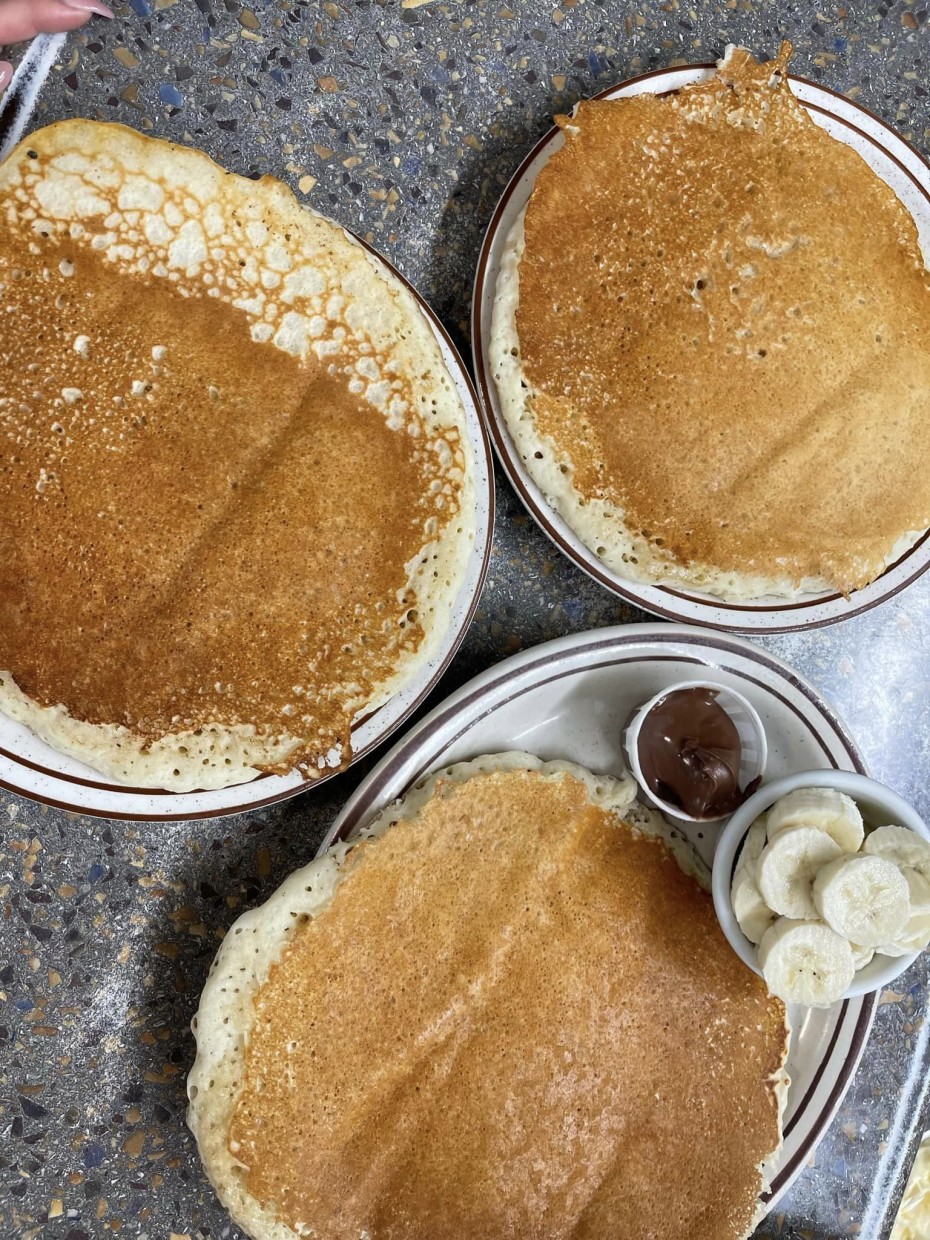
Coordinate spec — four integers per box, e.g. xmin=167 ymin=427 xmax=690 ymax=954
xmin=876 ymin=941 xmax=911 ymax=959
xmin=731 ymin=817 xmax=775 ymax=943
xmin=758 ymin=918 xmax=856 ymax=1008
xmin=877 ymin=911 xmax=930 ymax=958
xmin=812 ymin=854 xmax=910 ymax=947
xmin=905 ymin=868 xmax=930 ymax=916
xmin=849 ymin=942 xmax=875 ymax=970
xmin=734 ymin=818 xmax=773 ymax=942
xmin=898 ymin=913 xmax=930 ymax=952
xmin=732 ymin=869 xmax=777 ymax=944
xmin=863 ymin=824 xmax=930 ymax=881
xmin=756 ymin=826 xmax=843 ymax=920
xmin=766 ymin=787 xmax=864 ymax=852
xmin=735 ymin=816 xmax=768 ymax=878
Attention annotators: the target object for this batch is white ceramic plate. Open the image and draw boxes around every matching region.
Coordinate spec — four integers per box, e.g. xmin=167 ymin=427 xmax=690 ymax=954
xmin=0 ymin=249 xmax=494 ymax=822
xmin=324 ymin=623 xmax=876 ymax=1213
xmin=472 ymin=66 xmax=930 ymax=633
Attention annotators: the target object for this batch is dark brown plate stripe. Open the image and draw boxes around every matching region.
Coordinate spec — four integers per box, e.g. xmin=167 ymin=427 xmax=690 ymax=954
xmin=766 ymin=996 xmax=875 ymax=1200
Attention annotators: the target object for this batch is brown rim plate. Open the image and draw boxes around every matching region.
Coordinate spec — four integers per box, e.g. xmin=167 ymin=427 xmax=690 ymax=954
xmin=471 ymin=65 xmax=930 ymax=633
xmin=324 ymin=622 xmax=876 ymax=1210
xmin=0 ymin=234 xmax=495 ymax=821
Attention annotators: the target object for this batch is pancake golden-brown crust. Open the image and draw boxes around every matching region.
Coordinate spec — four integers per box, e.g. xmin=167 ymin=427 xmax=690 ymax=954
xmin=0 ymin=121 xmax=471 ymax=787
xmin=225 ymin=763 xmax=786 ymax=1240
xmin=511 ymin=45 xmax=930 ymax=595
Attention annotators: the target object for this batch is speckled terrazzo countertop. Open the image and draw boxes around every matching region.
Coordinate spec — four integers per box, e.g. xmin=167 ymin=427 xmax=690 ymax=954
xmin=2 ymin=2 xmax=929 ymax=1238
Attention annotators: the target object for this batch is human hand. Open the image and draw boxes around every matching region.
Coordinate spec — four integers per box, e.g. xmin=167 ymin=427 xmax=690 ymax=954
xmin=0 ymin=0 xmax=113 ymax=94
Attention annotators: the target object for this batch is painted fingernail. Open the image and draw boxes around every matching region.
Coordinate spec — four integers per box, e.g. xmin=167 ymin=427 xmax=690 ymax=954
xmin=59 ymin=0 xmax=115 ymax=16
xmin=0 ymin=62 xmax=13 ymax=93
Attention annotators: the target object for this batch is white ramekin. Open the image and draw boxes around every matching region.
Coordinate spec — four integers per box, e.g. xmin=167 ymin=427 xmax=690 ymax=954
xmin=712 ymin=769 xmax=930 ymax=1000
xmin=623 ymin=679 xmax=767 ymax=823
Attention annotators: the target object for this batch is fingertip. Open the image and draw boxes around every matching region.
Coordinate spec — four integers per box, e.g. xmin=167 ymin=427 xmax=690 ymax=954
xmin=60 ymin=0 xmax=114 ymax=17
xmin=0 ymin=0 xmax=103 ymax=41
xmin=34 ymin=5 xmax=97 ymax=33
xmin=0 ymin=61 xmax=13 ymax=94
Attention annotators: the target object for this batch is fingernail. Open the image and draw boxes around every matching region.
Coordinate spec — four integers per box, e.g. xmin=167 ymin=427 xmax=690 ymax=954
xmin=59 ymin=0 xmax=114 ymax=16
xmin=0 ymin=62 xmax=13 ymax=93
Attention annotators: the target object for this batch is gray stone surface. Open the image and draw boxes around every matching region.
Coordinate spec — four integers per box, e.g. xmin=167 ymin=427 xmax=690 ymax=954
xmin=1 ymin=1 xmax=929 ymax=1237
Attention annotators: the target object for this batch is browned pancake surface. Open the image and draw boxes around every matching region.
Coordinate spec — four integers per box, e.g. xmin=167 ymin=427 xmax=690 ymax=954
xmin=0 ymin=137 xmax=461 ymax=770
xmin=516 ymin=47 xmax=930 ymax=591
xmin=230 ymin=768 xmax=786 ymax=1239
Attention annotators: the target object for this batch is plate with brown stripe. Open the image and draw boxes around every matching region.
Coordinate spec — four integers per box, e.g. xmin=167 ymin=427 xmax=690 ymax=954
xmin=472 ymin=63 xmax=930 ymax=633
xmin=0 ymin=253 xmax=493 ymax=823
xmin=323 ymin=623 xmax=875 ymax=1217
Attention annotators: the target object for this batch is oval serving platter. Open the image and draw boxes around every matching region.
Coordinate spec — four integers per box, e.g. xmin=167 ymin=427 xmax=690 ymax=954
xmin=472 ymin=66 xmax=930 ymax=633
xmin=323 ymin=623 xmax=876 ymax=1214
xmin=0 ymin=247 xmax=494 ymax=822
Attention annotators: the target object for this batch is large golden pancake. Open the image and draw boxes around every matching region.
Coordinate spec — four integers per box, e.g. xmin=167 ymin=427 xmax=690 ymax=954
xmin=188 ymin=754 xmax=789 ymax=1240
xmin=490 ymin=45 xmax=930 ymax=599
xmin=0 ymin=121 xmax=474 ymax=790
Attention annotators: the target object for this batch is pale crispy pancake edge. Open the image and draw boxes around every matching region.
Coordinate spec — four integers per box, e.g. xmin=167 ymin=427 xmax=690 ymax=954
xmin=0 ymin=122 xmax=476 ymax=791
xmin=488 ymin=56 xmax=926 ymax=603
xmin=186 ymin=751 xmax=789 ymax=1240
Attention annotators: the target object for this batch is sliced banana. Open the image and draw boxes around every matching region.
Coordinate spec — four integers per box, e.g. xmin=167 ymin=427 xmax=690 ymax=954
xmin=766 ymin=787 xmax=864 ymax=852
xmin=849 ymin=942 xmax=875 ymax=970
xmin=735 ymin=816 xmax=768 ymax=879
xmin=812 ymin=854 xmax=910 ymax=947
xmin=904 ymin=868 xmax=930 ymax=916
xmin=758 ymin=918 xmax=856 ymax=1008
xmin=899 ymin=913 xmax=930 ymax=952
xmin=732 ymin=868 xmax=777 ymax=944
xmin=877 ymin=911 xmax=930 ymax=958
xmin=863 ymin=824 xmax=930 ymax=882
xmin=875 ymin=941 xmax=912 ymax=959
xmin=756 ymin=826 xmax=843 ymax=920
xmin=732 ymin=817 xmax=775 ymax=943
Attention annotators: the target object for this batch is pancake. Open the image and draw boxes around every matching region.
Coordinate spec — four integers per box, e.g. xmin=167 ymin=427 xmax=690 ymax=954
xmin=188 ymin=753 xmax=789 ymax=1240
xmin=0 ymin=121 xmax=474 ymax=790
xmin=490 ymin=44 xmax=930 ymax=600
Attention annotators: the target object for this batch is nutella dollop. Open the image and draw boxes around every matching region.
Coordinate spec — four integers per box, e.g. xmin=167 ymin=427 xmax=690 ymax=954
xmin=637 ymin=687 xmax=759 ymax=818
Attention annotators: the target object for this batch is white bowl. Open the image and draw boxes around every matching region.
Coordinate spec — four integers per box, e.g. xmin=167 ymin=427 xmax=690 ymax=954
xmin=712 ymin=769 xmax=930 ymax=1000
xmin=623 ymin=679 xmax=767 ymax=823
